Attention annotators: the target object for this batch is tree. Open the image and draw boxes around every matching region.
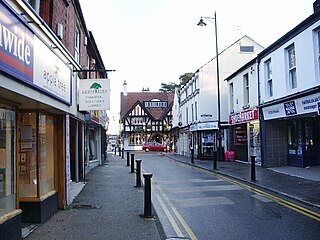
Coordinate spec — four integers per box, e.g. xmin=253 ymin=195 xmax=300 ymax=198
xmin=179 ymin=72 xmax=193 ymax=86
xmin=159 ymin=72 xmax=193 ymax=92
xmin=159 ymin=82 xmax=180 ymax=92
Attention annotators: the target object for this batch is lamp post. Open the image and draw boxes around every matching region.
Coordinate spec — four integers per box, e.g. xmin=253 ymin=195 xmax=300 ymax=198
xmin=197 ymin=12 xmax=222 ymax=169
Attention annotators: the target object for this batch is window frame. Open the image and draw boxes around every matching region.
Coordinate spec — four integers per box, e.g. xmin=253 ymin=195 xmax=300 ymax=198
xmin=243 ymin=73 xmax=249 ymax=106
xmin=287 ymin=44 xmax=297 ymax=90
xmin=265 ymin=59 xmax=273 ymax=98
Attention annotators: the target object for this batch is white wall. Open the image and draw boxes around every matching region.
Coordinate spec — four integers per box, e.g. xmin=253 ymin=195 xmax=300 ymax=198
xmin=259 ymin=20 xmax=320 ymax=104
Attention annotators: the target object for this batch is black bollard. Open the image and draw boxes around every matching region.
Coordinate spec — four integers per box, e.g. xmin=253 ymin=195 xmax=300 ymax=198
xmin=121 ymin=148 xmax=124 ymax=159
xmin=118 ymin=147 xmax=121 ymax=156
xmin=251 ymin=155 xmax=256 ymax=181
xmin=135 ymin=159 xmax=142 ymax=187
xmin=191 ymin=148 xmax=194 ymax=164
xmin=143 ymin=173 xmax=153 ymax=217
xmin=130 ymin=153 xmax=135 ymax=173
xmin=114 ymin=147 xmax=117 ymax=155
xmin=126 ymin=151 xmax=130 ymax=166
xmin=213 ymin=159 xmax=217 ymax=170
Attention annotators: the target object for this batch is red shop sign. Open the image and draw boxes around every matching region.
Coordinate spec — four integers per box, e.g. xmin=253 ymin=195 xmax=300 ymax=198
xmin=229 ymin=108 xmax=259 ymax=125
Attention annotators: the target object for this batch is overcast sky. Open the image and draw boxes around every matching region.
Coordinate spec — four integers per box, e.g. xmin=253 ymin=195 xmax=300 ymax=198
xmin=79 ymin=0 xmax=315 ymax=134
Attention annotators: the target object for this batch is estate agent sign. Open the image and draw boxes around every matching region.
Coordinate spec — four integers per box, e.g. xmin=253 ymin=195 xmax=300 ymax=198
xmin=79 ymin=79 xmax=110 ymax=111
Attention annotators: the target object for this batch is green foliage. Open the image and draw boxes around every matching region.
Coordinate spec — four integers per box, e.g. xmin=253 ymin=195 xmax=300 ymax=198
xmin=159 ymin=72 xmax=193 ymax=92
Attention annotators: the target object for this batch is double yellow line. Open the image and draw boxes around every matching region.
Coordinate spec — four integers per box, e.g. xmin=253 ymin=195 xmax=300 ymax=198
xmin=187 ymin=162 xmax=320 ymax=222
xmin=153 ymin=183 xmax=198 ymax=240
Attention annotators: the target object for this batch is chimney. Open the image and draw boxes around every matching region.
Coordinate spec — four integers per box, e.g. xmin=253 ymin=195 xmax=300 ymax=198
xmin=314 ymin=0 xmax=320 ymax=13
xmin=123 ymin=80 xmax=127 ymax=96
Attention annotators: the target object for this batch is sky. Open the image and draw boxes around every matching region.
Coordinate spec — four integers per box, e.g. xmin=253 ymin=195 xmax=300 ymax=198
xmin=79 ymin=0 xmax=316 ymax=134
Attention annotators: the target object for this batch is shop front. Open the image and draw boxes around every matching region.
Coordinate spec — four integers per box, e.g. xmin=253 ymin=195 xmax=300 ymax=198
xmin=0 ymin=1 xmax=77 ymax=236
xmin=190 ymin=122 xmax=218 ymax=160
xmin=229 ymin=108 xmax=261 ymax=164
xmin=262 ymin=92 xmax=320 ymax=167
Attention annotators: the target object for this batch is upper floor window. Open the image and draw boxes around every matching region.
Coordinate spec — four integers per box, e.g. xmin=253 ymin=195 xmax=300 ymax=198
xmin=243 ymin=73 xmax=249 ymax=106
xmin=75 ymin=28 xmax=80 ymax=63
xmin=265 ymin=59 xmax=273 ymax=98
xmin=229 ymin=83 xmax=234 ymax=112
xmin=195 ymin=101 xmax=198 ymax=121
xmin=287 ymin=45 xmax=297 ymax=89
xmin=27 ymin=0 xmax=40 ymax=14
xmin=317 ymin=31 xmax=320 ymax=78
xmin=240 ymin=45 xmax=254 ymax=53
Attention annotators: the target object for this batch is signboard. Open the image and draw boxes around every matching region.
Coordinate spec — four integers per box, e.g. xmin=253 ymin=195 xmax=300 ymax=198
xmin=229 ymin=108 xmax=259 ymax=125
xmin=190 ymin=122 xmax=218 ymax=131
xmin=33 ymin=36 xmax=71 ymax=104
xmin=79 ymin=79 xmax=110 ymax=111
xmin=235 ymin=125 xmax=247 ymax=145
xmin=0 ymin=2 xmax=34 ymax=83
xmin=0 ymin=2 xmax=72 ymax=104
xmin=263 ymin=92 xmax=320 ymax=120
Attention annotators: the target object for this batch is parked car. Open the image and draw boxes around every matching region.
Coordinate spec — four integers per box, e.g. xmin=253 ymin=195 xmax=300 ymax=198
xmin=142 ymin=142 xmax=169 ymax=152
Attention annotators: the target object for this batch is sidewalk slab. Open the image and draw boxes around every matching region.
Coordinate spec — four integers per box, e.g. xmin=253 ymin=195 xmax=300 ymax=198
xmin=25 ymin=154 xmax=163 ymax=240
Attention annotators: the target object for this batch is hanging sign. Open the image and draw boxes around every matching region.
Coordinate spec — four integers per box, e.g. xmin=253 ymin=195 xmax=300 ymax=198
xmin=79 ymin=79 xmax=110 ymax=111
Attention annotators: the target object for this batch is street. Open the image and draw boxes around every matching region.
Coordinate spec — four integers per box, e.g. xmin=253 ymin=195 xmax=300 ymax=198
xmin=136 ymin=152 xmax=320 ymax=240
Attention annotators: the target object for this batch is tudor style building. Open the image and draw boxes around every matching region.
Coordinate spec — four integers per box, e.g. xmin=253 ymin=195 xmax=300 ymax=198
xmin=120 ymin=91 xmax=174 ymax=151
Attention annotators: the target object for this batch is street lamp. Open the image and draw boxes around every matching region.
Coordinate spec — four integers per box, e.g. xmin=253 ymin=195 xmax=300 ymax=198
xmin=197 ymin=12 xmax=221 ymax=169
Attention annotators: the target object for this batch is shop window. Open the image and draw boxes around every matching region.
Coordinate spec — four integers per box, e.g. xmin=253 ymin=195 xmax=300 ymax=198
xmin=0 ymin=107 xmax=16 ymax=216
xmin=201 ymin=131 xmax=215 ymax=156
xmin=18 ymin=113 xmax=55 ymax=198
xmin=39 ymin=114 xmax=55 ymax=195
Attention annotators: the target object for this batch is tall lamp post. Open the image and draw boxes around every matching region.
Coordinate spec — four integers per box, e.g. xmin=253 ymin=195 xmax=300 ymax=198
xmin=197 ymin=12 xmax=221 ymax=170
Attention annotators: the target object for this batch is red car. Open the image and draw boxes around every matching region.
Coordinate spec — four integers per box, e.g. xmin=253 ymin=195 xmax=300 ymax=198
xmin=142 ymin=142 xmax=169 ymax=152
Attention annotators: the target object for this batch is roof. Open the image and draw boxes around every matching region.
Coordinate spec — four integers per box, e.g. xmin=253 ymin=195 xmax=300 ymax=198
xmin=120 ymin=92 xmax=174 ymax=120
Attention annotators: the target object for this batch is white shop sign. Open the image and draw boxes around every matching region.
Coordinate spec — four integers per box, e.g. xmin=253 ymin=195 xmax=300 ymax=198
xmin=263 ymin=92 xmax=320 ymax=120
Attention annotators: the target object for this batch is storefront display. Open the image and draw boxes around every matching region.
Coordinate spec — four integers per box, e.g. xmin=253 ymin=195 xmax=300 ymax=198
xmin=287 ymin=118 xmax=318 ymax=167
xmin=0 ymin=106 xmax=16 ymax=216
xmin=18 ymin=113 xmax=55 ymax=198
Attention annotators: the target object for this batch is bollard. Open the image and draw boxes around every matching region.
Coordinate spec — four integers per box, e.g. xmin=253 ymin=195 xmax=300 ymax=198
xmin=126 ymin=151 xmax=130 ymax=166
xmin=118 ymin=147 xmax=121 ymax=157
xmin=165 ymin=145 xmax=168 ymax=153
xmin=114 ymin=147 xmax=117 ymax=155
xmin=121 ymin=148 xmax=124 ymax=159
xmin=251 ymin=155 xmax=256 ymax=181
xmin=135 ymin=159 xmax=142 ymax=187
xmin=130 ymin=153 xmax=135 ymax=173
xmin=143 ymin=173 xmax=153 ymax=218
xmin=191 ymin=148 xmax=194 ymax=164
xmin=213 ymin=159 xmax=217 ymax=170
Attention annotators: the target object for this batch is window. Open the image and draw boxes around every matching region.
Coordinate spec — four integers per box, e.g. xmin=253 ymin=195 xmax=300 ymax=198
xmin=27 ymin=0 xmax=40 ymax=13
xmin=287 ymin=45 xmax=297 ymax=89
xmin=18 ymin=113 xmax=55 ymax=198
xmin=186 ymin=107 xmax=188 ymax=124
xmin=0 ymin=107 xmax=16 ymax=216
xmin=240 ymin=46 xmax=254 ymax=53
xmin=265 ymin=60 xmax=273 ymax=97
xmin=317 ymin=31 xmax=320 ymax=77
xmin=191 ymin=104 xmax=194 ymax=122
xmin=75 ymin=28 xmax=80 ymax=63
xmin=195 ymin=102 xmax=198 ymax=121
xmin=243 ymin=73 xmax=249 ymax=106
xmin=229 ymin=83 xmax=234 ymax=112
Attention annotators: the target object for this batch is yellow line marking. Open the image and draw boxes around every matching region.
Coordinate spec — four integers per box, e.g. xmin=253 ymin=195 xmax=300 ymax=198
xmin=153 ymin=184 xmax=184 ymax=238
xmin=154 ymin=184 xmax=198 ymax=240
xmin=165 ymin=157 xmax=320 ymax=222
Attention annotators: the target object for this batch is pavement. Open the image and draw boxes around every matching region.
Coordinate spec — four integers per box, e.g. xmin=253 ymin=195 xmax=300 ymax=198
xmin=23 ymin=152 xmax=320 ymax=240
xmin=24 ymin=153 xmax=164 ymax=240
